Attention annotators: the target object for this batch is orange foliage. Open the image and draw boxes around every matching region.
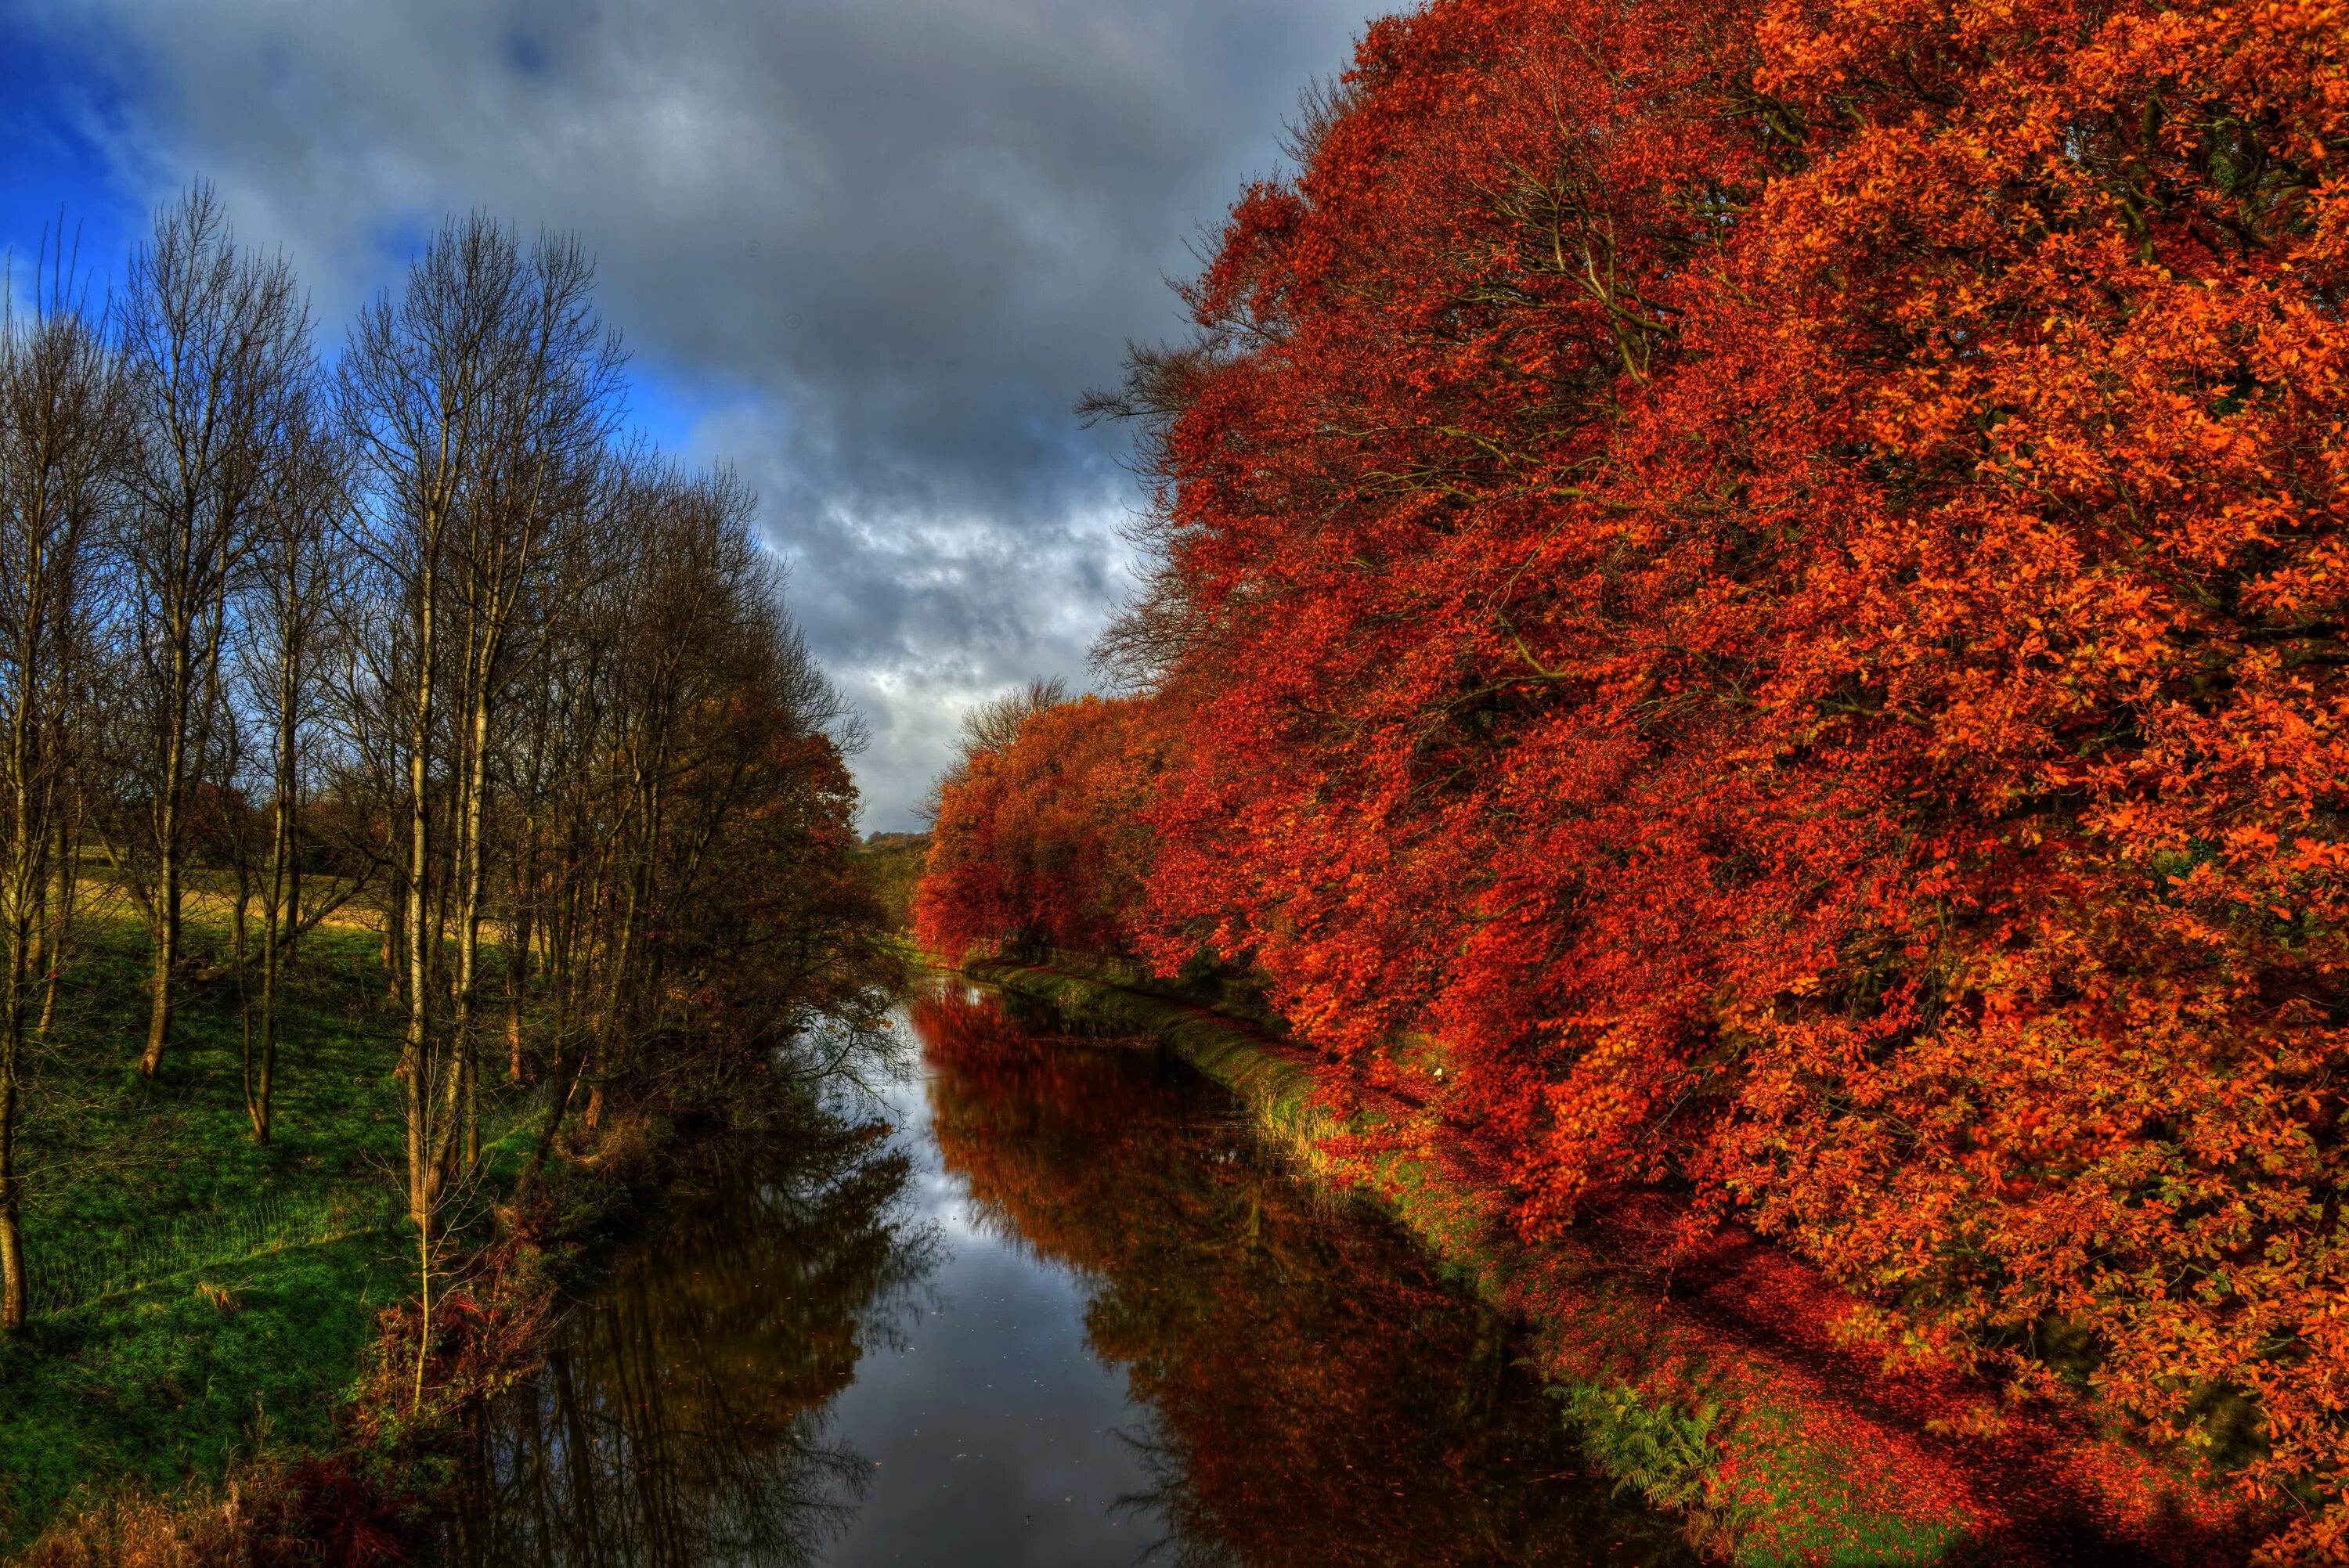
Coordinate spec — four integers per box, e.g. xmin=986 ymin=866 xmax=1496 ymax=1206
xmin=913 ymin=695 xmax=1163 ymax=962
xmin=924 ymin=0 xmax=2349 ymax=1548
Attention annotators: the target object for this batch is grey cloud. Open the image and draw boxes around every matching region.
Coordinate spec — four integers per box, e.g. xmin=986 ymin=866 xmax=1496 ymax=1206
xmin=18 ymin=0 xmax=1377 ymax=824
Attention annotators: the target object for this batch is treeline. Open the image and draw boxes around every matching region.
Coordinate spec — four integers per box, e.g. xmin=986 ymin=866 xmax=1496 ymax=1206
xmin=0 ymin=186 xmax=893 ymax=1331
xmin=853 ymin=831 xmax=932 ymax=933
xmin=918 ymin=0 xmax=2349 ymax=1554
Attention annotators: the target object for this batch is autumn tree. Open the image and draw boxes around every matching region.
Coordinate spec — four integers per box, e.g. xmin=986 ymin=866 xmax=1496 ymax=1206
xmin=914 ymin=691 xmax=1160 ymax=964
xmin=926 ymin=0 xmax=2349 ymax=1551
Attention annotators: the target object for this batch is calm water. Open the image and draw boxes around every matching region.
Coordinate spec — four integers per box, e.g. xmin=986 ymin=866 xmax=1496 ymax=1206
xmin=434 ymin=983 xmax=1691 ymax=1567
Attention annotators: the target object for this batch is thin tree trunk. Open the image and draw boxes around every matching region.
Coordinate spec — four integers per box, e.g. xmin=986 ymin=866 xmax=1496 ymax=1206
xmin=253 ymin=933 xmax=278 ymax=1144
xmin=2 ymin=633 xmax=45 ymax=1328
xmin=284 ymin=804 xmax=301 ymax=966
xmin=0 ymin=903 xmax=25 ymax=1328
xmin=140 ymin=639 xmax=189 ymax=1080
xmin=453 ymin=694 xmax=491 ymax=1166
xmin=232 ymin=848 xmax=252 ymax=968
xmin=251 ymin=612 xmax=307 ymax=1145
xmin=39 ymin=805 xmax=78 ymax=1036
xmin=0 ymin=1064 xmax=22 ymax=1329
xmin=381 ymin=881 xmax=399 ymax=1000
xmin=26 ymin=864 xmax=41 ymax=979
xmin=405 ymin=572 xmax=436 ymax=1229
xmin=141 ymin=835 xmax=178 ymax=1077
xmin=583 ymin=851 xmax=642 ymax=1137
xmin=252 ymin=759 xmax=291 ymax=1145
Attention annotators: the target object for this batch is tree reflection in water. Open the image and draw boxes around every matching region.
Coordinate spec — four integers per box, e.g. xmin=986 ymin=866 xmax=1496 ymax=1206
xmin=436 ymin=1113 xmax=940 ymax=1568
xmin=435 ymin=992 xmax=1686 ymax=1568
xmin=916 ymin=986 xmax=1694 ymax=1568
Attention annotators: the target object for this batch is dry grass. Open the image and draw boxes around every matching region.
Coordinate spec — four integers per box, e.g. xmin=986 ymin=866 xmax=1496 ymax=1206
xmin=192 ymin=1281 xmax=244 ymax=1317
xmin=19 ymin=1462 xmax=312 ymax=1568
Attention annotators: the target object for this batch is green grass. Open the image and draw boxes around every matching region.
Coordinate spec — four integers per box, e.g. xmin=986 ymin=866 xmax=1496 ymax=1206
xmin=0 ymin=906 xmax=523 ymax=1553
xmin=0 ymin=1233 xmax=403 ymax=1548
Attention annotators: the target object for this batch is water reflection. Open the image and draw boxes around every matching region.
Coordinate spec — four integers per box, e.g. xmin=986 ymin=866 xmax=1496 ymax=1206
xmin=437 ymin=1118 xmax=939 ymax=1567
xmin=441 ymin=986 xmax=1687 ymax=1566
xmin=919 ymin=986 xmax=1692 ymax=1568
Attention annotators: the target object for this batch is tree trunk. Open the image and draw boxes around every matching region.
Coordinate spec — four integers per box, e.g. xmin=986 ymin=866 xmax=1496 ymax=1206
xmin=453 ymin=694 xmax=492 ymax=1167
xmin=232 ymin=850 xmax=252 ymax=968
xmin=583 ymin=843 xmax=644 ymax=1139
xmin=253 ymin=956 xmax=276 ymax=1145
xmin=252 ymin=784 xmax=290 ymax=1146
xmin=2 ymin=635 xmax=46 ymax=1328
xmin=139 ymin=640 xmax=190 ymax=1080
xmin=505 ymin=897 xmax=533 ymax=1082
xmin=405 ymin=569 xmax=437 ymax=1229
xmin=39 ymin=806 xmax=78 ymax=1036
xmin=251 ymin=628 xmax=305 ymax=1147
xmin=140 ymin=835 xmax=177 ymax=1077
xmin=0 ymin=1057 xmax=23 ymax=1330
xmin=381 ymin=884 xmax=399 ymax=998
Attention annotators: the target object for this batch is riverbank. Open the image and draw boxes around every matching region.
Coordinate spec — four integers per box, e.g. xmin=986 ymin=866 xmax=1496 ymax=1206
xmin=969 ymin=957 xmax=2264 ymax=1568
xmin=0 ymin=912 xmax=452 ymax=1558
xmin=0 ymin=906 xmax=701 ymax=1564
xmin=11 ymin=1116 xmax=721 ymax=1568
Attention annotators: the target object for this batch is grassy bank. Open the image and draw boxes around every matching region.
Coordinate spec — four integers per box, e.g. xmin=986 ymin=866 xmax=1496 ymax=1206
xmin=969 ymin=957 xmax=2259 ymax=1568
xmin=0 ymin=906 xmax=526 ymax=1557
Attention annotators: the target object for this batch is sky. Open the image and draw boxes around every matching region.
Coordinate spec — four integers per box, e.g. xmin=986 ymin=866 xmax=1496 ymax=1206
xmin=0 ymin=0 xmax=1380 ymax=830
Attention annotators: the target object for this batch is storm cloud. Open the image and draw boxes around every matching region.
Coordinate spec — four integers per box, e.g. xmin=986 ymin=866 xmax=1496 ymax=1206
xmin=5 ymin=0 xmax=1377 ymax=825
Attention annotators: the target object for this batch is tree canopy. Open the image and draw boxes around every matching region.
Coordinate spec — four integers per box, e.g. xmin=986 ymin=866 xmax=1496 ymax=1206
xmin=919 ymin=0 xmax=2349 ymax=1551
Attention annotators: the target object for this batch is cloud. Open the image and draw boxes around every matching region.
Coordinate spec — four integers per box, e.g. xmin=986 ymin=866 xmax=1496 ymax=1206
xmin=9 ymin=0 xmax=1377 ymax=825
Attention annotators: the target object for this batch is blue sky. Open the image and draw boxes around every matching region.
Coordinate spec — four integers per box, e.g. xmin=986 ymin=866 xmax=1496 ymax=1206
xmin=0 ymin=0 xmax=1380 ymax=827
xmin=0 ymin=23 xmax=136 ymax=297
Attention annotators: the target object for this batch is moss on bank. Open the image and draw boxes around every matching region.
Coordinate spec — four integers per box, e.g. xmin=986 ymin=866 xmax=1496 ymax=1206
xmin=969 ymin=957 xmax=2253 ymax=1568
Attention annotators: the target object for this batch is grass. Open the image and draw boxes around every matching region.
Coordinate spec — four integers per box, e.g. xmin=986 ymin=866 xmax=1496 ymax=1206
xmin=0 ymin=900 xmax=524 ymax=1555
xmin=23 ymin=916 xmax=402 ymax=1229
xmin=0 ymin=1235 xmax=402 ymax=1549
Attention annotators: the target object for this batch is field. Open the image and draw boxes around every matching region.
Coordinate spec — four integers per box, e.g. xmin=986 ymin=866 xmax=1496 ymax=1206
xmin=0 ymin=894 xmax=525 ymax=1554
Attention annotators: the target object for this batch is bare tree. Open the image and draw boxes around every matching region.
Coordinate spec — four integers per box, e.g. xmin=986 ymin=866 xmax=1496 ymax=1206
xmin=336 ymin=213 xmax=622 ymax=1237
xmin=0 ymin=270 xmax=121 ymax=1329
xmin=0 ymin=186 xmax=903 ymax=1344
xmin=235 ymin=376 xmax=349 ymax=1142
xmin=114 ymin=183 xmax=306 ymax=1078
xmin=442 ymin=234 xmax=621 ymax=1164
xmin=340 ymin=214 xmax=511 ymax=1248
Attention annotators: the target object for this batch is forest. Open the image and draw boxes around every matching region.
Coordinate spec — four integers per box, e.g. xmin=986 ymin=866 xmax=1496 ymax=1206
xmin=0 ymin=184 xmax=897 ymax=1554
xmin=913 ymin=0 xmax=2349 ymax=1558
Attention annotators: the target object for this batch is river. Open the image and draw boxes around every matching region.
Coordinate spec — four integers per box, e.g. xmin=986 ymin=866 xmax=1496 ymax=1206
xmin=431 ymin=980 xmax=1692 ymax=1567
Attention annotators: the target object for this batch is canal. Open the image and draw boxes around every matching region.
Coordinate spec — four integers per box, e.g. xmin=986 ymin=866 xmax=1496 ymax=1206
xmin=433 ymin=980 xmax=1691 ymax=1566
